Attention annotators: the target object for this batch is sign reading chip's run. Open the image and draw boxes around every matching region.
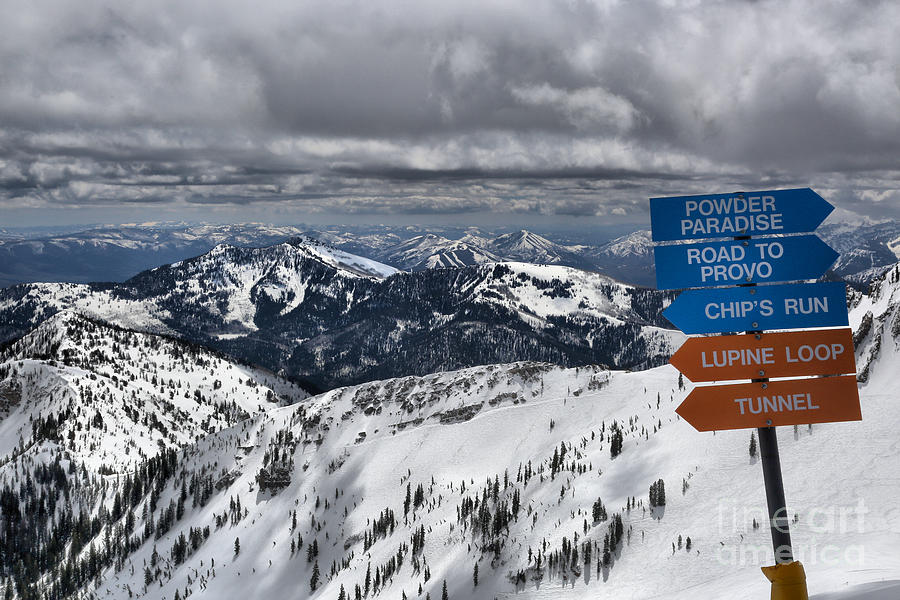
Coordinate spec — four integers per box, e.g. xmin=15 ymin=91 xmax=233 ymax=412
xmin=662 ymin=282 xmax=849 ymax=335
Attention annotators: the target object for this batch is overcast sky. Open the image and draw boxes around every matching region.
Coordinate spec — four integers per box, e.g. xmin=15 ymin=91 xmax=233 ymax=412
xmin=2 ymin=0 xmax=899 ymax=227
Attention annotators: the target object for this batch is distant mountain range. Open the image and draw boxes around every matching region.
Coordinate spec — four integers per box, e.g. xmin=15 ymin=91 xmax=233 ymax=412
xmin=0 ymin=223 xmax=653 ymax=287
xmin=2 ymin=218 xmax=898 ymax=291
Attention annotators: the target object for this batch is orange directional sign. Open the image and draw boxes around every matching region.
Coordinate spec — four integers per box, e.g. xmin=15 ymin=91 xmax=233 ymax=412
xmin=676 ymin=375 xmax=861 ymax=432
xmin=670 ymin=328 xmax=857 ymax=382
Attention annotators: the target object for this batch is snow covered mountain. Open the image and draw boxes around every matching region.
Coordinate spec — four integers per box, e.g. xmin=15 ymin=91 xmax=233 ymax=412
xmin=588 ymin=230 xmax=656 ymax=287
xmin=0 ymin=311 xmax=308 ymax=471
xmin=376 ymin=234 xmax=502 ymax=271
xmin=817 ymin=221 xmax=900 ymax=287
xmin=0 ymin=224 xmax=607 ymax=288
xmin=4 ymin=220 xmax=898 ymax=291
xmin=371 ymin=229 xmax=608 ymax=274
xmin=849 ymin=264 xmax=900 ymax=383
xmin=485 ymin=230 xmax=596 ymax=271
xmin=0 ymin=237 xmax=395 ymax=338
xmin=3 ymin=262 xmax=899 ymax=599
xmin=0 ymin=240 xmax=680 ymax=391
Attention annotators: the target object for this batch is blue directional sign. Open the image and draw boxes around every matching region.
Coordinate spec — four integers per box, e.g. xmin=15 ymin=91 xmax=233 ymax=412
xmin=663 ymin=282 xmax=849 ymax=334
xmin=650 ymin=188 xmax=834 ymax=242
xmin=654 ymin=235 xmax=838 ymax=290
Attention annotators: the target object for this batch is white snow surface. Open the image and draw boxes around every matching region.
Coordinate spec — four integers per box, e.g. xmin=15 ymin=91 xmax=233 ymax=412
xmin=3 ymin=265 xmax=900 ymax=600
xmin=75 ymin=338 xmax=900 ymax=600
xmin=0 ymin=311 xmax=307 ymax=469
xmin=296 ymin=238 xmax=399 ymax=278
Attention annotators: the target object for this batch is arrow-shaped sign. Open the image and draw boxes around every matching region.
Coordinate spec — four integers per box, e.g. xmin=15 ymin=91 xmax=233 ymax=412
xmin=670 ymin=328 xmax=856 ymax=382
xmin=650 ymin=188 xmax=834 ymax=242
xmin=663 ymin=282 xmax=848 ymax=335
xmin=676 ymin=375 xmax=860 ymax=432
xmin=654 ymin=235 xmax=838 ymax=290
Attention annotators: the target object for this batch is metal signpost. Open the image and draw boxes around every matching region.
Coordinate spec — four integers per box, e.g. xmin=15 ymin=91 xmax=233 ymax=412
xmin=650 ymin=188 xmax=862 ymax=600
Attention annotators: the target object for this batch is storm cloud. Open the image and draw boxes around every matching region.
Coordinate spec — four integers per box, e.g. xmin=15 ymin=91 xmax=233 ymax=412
xmin=2 ymin=0 xmax=899 ymax=221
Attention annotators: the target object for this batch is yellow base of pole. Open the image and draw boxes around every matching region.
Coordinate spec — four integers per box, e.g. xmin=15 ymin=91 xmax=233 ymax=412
xmin=761 ymin=561 xmax=808 ymax=600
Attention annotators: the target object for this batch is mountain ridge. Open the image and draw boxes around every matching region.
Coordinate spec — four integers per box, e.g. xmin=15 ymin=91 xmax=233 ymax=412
xmin=0 ymin=240 xmax=681 ymax=391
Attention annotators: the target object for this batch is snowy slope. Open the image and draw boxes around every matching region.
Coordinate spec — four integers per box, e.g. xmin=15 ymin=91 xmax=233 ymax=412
xmin=848 ymin=263 xmax=900 ymax=382
xmin=43 ymin=332 xmax=900 ymax=600
xmin=3 ymin=265 xmax=895 ymax=600
xmin=0 ymin=312 xmax=308 ymax=470
xmin=292 ymin=238 xmax=399 ymax=279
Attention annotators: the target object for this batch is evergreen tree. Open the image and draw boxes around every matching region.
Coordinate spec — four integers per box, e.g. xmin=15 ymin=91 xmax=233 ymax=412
xmin=649 ymin=479 xmax=666 ymax=507
xmin=686 ymin=536 xmax=692 ymax=551
xmin=592 ymin=497 xmax=607 ymax=522
xmin=749 ymin=432 xmax=757 ymax=458
xmin=442 ymin=579 xmax=448 ymax=600
xmin=473 ymin=563 xmax=478 ymax=587
xmin=404 ymin=482 xmax=411 ymax=518
xmin=310 ymin=560 xmax=320 ymax=591
xmin=609 ymin=426 xmax=624 ymax=458
xmin=234 ymin=537 xmax=240 ymax=556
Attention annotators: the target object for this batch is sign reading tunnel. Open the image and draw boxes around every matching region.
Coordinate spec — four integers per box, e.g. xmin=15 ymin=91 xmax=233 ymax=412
xmin=675 ymin=375 xmax=860 ymax=431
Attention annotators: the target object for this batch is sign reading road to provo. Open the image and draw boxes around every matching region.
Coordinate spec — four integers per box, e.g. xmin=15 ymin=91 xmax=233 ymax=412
xmin=675 ymin=375 xmax=860 ymax=431
xmin=663 ymin=281 xmax=849 ymax=335
xmin=650 ymin=188 xmax=834 ymax=242
xmin=670 ymin=328 xmax=856 ymax=382
xmin=654 ymin=234 xmax=838 ymax=290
